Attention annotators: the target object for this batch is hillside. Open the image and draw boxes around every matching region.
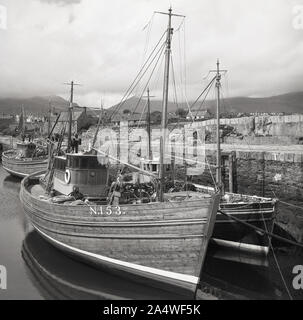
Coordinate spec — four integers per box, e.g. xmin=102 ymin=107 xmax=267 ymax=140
xmin=1 ymin=91 xmax=302 ymax=117
xmin=107 ymin=91 xmax=303 ymax=116
xmin=0 ymin=96 xmax=69 ymax=115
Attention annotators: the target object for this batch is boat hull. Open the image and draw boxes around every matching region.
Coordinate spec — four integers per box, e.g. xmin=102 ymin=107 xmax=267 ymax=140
xmin=2 ymin=151 xmax=48 ymax=178
xmin=22 ymin=231 xmax=196 ymax=300
xmin=20 ymin=173 xmax=220 ymax=297
xmin=193 ymin=184 xmax=276 ymax=254
xmin=212 ymin=203 xmax=276 ymax=254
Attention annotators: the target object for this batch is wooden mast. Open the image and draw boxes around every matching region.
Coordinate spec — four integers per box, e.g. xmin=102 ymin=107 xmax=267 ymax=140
xmin=47 ymin=99 xmax=52 ymax=137
xmin=212 ymin=59 xmax=227 ymax=193
xmin=157 ymin=7 xmax=185 ymax=201
xmin=144 ymin=88 xmax=155 ymax=160
xmin=68 ymin=81 xmax=74 ymax=153
xmin=65 ymin=80 xmax=81 ymax=152
xmin=159 ymin=8 xmax=173 ymax=202
xmin=92 ymin=99 xmax=104 ymax=149
xmin=21 ymin=104 xmax=25 ymax=138
xmin=147 ymin=88 xmax=152 ymax=160
xmin=215 ymin=60 xmax=222 ymax=192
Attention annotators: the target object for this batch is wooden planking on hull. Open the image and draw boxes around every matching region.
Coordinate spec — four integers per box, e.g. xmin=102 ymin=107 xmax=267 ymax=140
xmin=2 ymin=153 xmax=48 ymax=178
xmin=20 ymin=172 xmax=220 ymax=296
xmin=33 ymin=224 xmax=204 ymax=296
xmin=22 ymin=231 xmax=195 ymax=300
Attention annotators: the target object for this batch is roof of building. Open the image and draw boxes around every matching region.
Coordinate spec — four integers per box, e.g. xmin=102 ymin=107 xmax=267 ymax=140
xmin=51 ymin=110 xmax=84 ymax=122
xmin=111 ymin=113 xmax=146 ymax=122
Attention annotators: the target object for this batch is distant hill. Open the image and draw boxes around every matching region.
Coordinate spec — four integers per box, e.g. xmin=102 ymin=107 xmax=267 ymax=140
xmin=1 ymin=91 xmax=302 ymax=117
xmin=106 ymin=91 xmax=303 ymax=116
xmin=0 ymin=96 xmax=70 ymax=115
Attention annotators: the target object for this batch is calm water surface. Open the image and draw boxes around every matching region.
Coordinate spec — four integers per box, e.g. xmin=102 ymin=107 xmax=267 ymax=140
xmin=0 ymin=165 xmax=302 ymax=300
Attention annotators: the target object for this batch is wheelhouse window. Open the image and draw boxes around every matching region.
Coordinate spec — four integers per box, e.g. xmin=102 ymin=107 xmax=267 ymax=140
xmin=55 ymin=158 xmax=66 ymax=171
xmin=80 ymin=158 xmax=89 ymax=169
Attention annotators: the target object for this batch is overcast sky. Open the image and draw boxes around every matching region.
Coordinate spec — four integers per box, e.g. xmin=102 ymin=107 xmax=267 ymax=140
xmin=0 ymin=0 xmax=303 ymax=108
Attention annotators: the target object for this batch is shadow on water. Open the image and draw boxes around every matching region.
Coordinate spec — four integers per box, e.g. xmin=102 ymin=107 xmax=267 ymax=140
xmin=200 ymin=239 xmax=303 ymax=300
xmin=22 ymin=231 xmax=191 ymax=300
xmin=3 ymin=174 xmax=22 ymax=187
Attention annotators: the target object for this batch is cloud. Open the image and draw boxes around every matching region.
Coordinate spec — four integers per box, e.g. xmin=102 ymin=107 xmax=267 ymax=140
xmin=1 ymin=0 xmax=303 ymax=109
xmin=38 ymin=0 xmax=81 ymax=6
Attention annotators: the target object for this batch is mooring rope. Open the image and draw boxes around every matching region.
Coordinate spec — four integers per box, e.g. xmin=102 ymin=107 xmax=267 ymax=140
xmin=218 ymin=209 xmax=303 ymax=249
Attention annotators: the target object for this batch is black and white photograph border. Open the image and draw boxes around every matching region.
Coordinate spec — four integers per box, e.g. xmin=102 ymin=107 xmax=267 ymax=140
xmin=0 ymin=0 xmax=302 ymax=303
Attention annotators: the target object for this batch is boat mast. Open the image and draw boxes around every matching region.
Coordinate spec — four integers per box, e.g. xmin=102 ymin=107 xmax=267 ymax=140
xmin=147 ymin=88 xmax=151 ymax=160
xmin=48 ymin=99 xmax=52 ymax=137
xmin=156 ymin=7 xmax=185 ymax=201
xmin=159 ymin=7 xmax=173 ymax=202
xmin=67 ymin=81 xmax=74 ymax=153
xmin=92 ymin=99 xmax=104 ymax=149
xmin=215 ymin=60 xmax=222 ymax=192
xmin=145 ymin=88 xmax=155 ymax=160
xmin=213 ymin=59 xmax=227 ymax=193
xmin=21 ymin=104 xmax=25 ymax=138
xmin=64 ymin=80 xmax=81 ymax=152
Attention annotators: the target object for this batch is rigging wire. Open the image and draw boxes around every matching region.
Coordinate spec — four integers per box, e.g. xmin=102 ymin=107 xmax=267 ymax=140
xmin=260 ymin=209 xmax=294 ymax=300
xmin=141 ymin=13 xmax=155 ymax=70
xmin=110 ymin=39 xmax=166 ymax=121
xmin=108 ymin=31 xmax=167 ymax=120
xmin=130 ymin=42 xmax=166 ymax=117
xmin=170 ymin=54 xmax=179 ymax=111
xmin=189 ymin=76 xmax=217 ymax=115
xmin=193 ymin=79 xmax=215 ymax=120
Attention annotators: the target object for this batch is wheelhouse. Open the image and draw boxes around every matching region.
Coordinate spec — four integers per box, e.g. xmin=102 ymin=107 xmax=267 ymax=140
xmin=53 ymin=153 xmax=109 ymax=197
xmin=138 ymin=158 xmax=174 ymax=183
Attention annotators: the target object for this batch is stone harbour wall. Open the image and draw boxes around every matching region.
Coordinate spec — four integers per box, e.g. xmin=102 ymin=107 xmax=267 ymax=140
xmin=197 ymin=149 xmax=303 ymax=243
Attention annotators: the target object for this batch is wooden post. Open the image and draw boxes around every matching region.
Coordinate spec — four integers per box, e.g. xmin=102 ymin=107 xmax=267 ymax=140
xmin=261 ymin=152 xmax=265 ymax=197
xmin=228 ymin=151 xmax=237 ymax=193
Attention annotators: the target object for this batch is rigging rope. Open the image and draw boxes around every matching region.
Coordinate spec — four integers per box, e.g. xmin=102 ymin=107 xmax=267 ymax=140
xmin=260 ymin=209 xmax=294 ymax=300
xmin=108 ymin=31 xmax=167 ymax=120
xmin=130 ymin=43 xmax=166 ymax=117
xmin=218 ymin=209 xmax=303 ymax=249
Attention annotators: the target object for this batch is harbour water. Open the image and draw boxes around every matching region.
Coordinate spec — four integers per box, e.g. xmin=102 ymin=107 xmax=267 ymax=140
xmin=0 ymin=165 xmax=302 ymax=300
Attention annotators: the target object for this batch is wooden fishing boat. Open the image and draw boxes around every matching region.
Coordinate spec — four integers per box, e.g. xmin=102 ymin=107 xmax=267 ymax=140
xmin=20 ymin=8 xmax=221 ymax=297
xmin=20 ymin=165 xmax=219 ymax=296
xmin=2 ymin=105 xmax=48 ymax=178
xmin=2 ymin=142 xmax=48 ymax=178
xmin=193 ymin=184 xmax=276 ymax=254
xmin=189 ymin=61 xmax=277 ymax=255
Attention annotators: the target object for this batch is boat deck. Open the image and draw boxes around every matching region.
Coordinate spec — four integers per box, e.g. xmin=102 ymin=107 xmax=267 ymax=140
xmin=28 ymin=180 xmax=213 ymax=205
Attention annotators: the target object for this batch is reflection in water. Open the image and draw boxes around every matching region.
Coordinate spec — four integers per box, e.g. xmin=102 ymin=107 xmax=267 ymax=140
xmin=22 ymin=230 xmax=303 ymax=300
xmin=22 ymin=231 xmax=190 ymax=300
xmin=201 ymin=243 xmax=303 ymax=300
xmin=2 ymin=175 xmax=21 ymax=192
